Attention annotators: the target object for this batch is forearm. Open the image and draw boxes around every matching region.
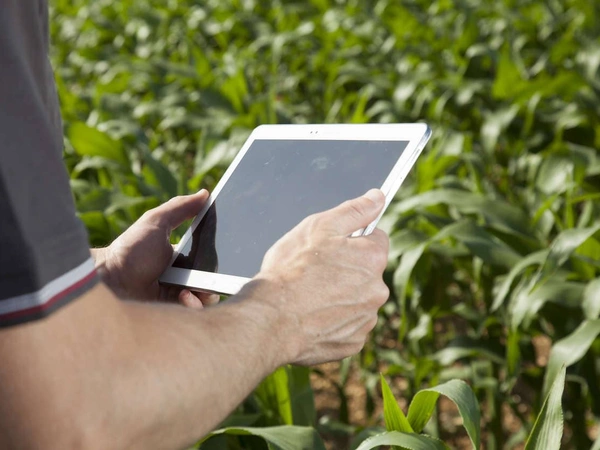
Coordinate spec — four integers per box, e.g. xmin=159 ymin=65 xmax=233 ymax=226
xmin=114 ymin=282 xmax=283 ymax=448
xmin=0 ymin=282 xmax=284 ymax=450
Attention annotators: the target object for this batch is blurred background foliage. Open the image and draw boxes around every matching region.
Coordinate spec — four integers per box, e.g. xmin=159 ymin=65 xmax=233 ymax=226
xmin=50 ymin=0 xmax=600 ymax=448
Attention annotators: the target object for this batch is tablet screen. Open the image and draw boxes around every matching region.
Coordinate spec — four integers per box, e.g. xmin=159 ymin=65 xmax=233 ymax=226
xmin=173 ymin=139 xmax=408 ymax=278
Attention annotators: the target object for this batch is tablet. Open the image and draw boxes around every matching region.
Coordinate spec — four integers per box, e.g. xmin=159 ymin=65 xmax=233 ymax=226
xmin=159 ymin=123 xmax=431 ymax=295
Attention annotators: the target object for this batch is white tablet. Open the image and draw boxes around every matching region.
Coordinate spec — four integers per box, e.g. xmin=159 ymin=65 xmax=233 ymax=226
xmin=160 ymin=123 xmax=431 ymax=295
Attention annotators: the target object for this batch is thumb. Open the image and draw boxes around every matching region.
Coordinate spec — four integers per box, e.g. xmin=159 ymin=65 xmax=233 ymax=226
xmin=320 ymin=189 xmax=385 ymax=236
xmin=147 ymin=190 xmax=209 ymax=231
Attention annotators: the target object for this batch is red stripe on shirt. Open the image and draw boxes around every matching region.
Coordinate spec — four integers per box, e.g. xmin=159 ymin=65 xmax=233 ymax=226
xmin=0 ymin=269 xmax=97 ymax=321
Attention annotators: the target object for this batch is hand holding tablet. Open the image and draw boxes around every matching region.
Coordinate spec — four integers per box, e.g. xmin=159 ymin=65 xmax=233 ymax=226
xmin=160 ymin=123 xmax=431 ymax=295
xmin=241 ymin=188 xmax=390 ymax=365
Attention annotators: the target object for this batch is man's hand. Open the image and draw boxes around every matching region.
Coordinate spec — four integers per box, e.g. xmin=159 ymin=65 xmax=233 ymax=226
xmin=92 ymin=190 xmax=218 ymax=307
xmin=248 ymin=188 xmax=390 ymax=366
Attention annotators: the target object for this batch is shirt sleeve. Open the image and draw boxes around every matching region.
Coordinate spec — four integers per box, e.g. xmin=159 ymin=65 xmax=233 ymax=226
xmin=0 ymin=0 xmax=98 ymax=328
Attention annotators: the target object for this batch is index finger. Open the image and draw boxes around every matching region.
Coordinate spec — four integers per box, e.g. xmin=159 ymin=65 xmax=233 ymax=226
xmin=317 ymin=189 xmax=385 ymax=236
xmin=145 ymin=190 xmax=209 ymax=231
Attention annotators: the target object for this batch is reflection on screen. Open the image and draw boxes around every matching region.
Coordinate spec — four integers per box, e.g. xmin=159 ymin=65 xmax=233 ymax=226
xmin=173 ymin=139 xmax=408 ymax=278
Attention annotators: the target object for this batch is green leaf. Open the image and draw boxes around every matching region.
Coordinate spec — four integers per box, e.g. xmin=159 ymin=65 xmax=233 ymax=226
xmin=254 ymin=367 xmax=293 ymax=425
xmin=380 ymin=374 xmax=414 ymax=433
xmin=434 ymin=220 xmax=521 ymax=268
xmin=407 ymin=314 xmax=432 ymax=345
xmin=542 ymin=320 xmax=600 ymax=397
xmin=506 ymin=328 xmax=521 ymax=377
xmin=542 ymin=223 xmax=600 ymax=273
xmin=573 ymin=237 xmax=600 ymax=278
xmin=74 ymin=186 xmax=112 ymax=213
xmin=79 ymin=211 xmax=113 ymax=246
xmin=536 ymin=155 xmax=575 ymax=195
xmin=393 ymin=243 xmax=428 ymax=340
xmin=583 ymin=278 xmax=600 ymax=320
xmin=492 ymin=45 xmax=522 ymax=99
xmin=287 ymin=366 xmax=316 ymax=427
xmin=407 ymin=380 xmax=480 ymax=449
xmin=393 ymin=189 xmax=530 ymax=237
xmin=349 ymin=427 xmax=387 ymax=450
xmin=104 ymin=193 xmax=153 ymax=216
xmin=481 ymin=106 xmax=519 ymax=153
xmin=388 ymin=230 xmax=428 ymax=263
xmin=354 ymin=431 xmax=449 ymax=450
xmin=140 ymin=148 xmax=179 ymax=199
xmin=433 ymin=337 xmax=504 ymax=366
xmin=69 ymin=122 xmax=128 ymax=166
xmin=73 ymin=155 xmax=125 ymax=174
xmin=194 ymin=134 xmax=248 ymax=178
xmin=510 ymin=280 xmax=587 ymax=330
xmin=524 ymin=366 xmax=566 ymax=450
xmin=217 ymin=413 xmax=262 ymax=428
xmin=197 ymin=425 xmax=326 ymax=450
xmin=492 ymin=250 xmax=549 ymax=311
xmin=253 ymin=366 xmax=315 ymax=428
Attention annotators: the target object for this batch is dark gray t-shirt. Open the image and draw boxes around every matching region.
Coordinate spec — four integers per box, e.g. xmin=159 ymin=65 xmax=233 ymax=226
xmin=0 ymin=0 xmax=98 ymax=327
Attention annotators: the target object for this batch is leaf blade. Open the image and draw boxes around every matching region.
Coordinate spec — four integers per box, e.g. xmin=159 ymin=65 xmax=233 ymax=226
xmin=407 ymin=380 xmax=481 ymax=449
xmin=197 ymin=425 xmax=326 ymax=450
xmin=69 ymin=122 xmax=128 ymax=166
xmin=380 ymin=374 xmax=414 ymax=433
xmin=354 ymin=431 xmax=449 ymax=450
xmin=542 ymin=320 xmax=600 ymax=397
xmin=524 ymin=366 xmax=566 ymax=450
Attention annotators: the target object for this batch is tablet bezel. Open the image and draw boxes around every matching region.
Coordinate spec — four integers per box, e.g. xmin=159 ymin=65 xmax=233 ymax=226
xmin=159 ymin=123 xmax=431 ymax=295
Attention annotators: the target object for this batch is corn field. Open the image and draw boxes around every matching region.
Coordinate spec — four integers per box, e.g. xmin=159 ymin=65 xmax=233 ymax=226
xmin=50 ymin=0 xmax=600 ymax=448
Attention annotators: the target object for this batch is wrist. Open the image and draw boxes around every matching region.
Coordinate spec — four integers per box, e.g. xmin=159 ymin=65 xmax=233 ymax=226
xmin=90 ymin=246 xmax=126 ymax=298
xmin=90 ymin=247 xmax=109 ymax=277
xmin=231 ymin=276 xmax=300 ymax=370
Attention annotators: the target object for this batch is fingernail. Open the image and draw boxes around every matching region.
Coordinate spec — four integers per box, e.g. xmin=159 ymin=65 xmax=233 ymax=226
xmin=197 ymin=189 xmax=208 ymax=196
xmin=364 ymin=189 xmax=384 ymax=205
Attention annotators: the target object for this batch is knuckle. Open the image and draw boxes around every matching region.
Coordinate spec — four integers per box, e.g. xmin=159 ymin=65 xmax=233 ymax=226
xmin=346 ymin=199 xmax=367 ymax=222
xmin=365 ymin=245 xmax=388 ymax=272
xmin=142 ymin=196 xmax=183 ymax=224
xmin=140 ymin=208 xmax=158 ymax=224
xmin=371 ymin=229 xmax=390 ymax=252
xmin=302 ymin=213 xmax=322 ymax=232
xmin=167 ymin=195 xmax=189 ymax=210
xmin=370 ymin=282 xmax=389 ymax=307
xmin=367 ymin=315 xmax=379 ymax=332
xmin=374 ymin=247 xmax=389 ymax=271
xmin=360 ymin=195 xmax=377 ymax=211
xmin=309 ymin=214 xmax=324 ymax=228
xmin=377 ymin=283 xmax=390 ymax=305
xmin=379 ymin=230 xmax=391 ymax=251
xmin=350 ymin=340 xmax=366 ymax=355
xmin=163 ymin=196 xmax=180 ymax=208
